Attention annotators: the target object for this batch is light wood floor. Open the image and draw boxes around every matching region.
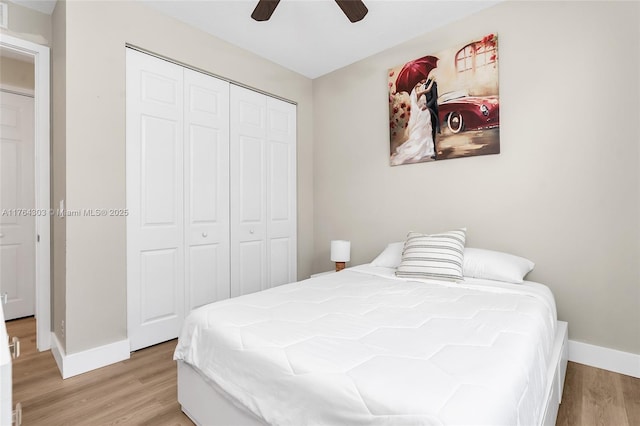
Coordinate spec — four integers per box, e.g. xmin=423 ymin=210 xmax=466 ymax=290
xmin=556 ymin=354 xmax=640 ymax=426
xmin=7 ymin=317 xmax=192 ymax=425
xmin=6 ymin=317 xmax=640 ymax=425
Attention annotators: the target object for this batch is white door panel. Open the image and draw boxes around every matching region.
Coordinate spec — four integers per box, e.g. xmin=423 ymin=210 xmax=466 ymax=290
xmin=140 ymin=248 xmax=180 ymax=323
xmin=140 ymin=116 xmax=180 ymax=226
xmin=188 ymin=125 xmax=218 ymax=223
xmin=0 ymin=92 xmax=35 ymax=320
xmin=188 ymin=244 xmax=221 ymax=310
xmin=266 ymin=97 xmax=297 ymax=288
xmin=127 ymin=49 xmax=185 ymax=351
xmin=239 ymin=135 xmax=266 ymax=224
xmin=238 ymin=240 xmax=265 ymax=296
xmin=269 ymin=141 xmax=291 ymax=221
xmin=230 ymin=86 xmax=267 ymax=297
xmin=237 ymin=99 xmax=265 ymax=134
xmin=184 ymin=68 xmax=230 ymax=310
xmin=269 ymin=237 xmax=291 ymax=287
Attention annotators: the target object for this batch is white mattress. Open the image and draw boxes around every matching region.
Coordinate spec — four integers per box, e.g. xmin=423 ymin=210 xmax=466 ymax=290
xmin=174 ymin=264 xmax=557 ymax=426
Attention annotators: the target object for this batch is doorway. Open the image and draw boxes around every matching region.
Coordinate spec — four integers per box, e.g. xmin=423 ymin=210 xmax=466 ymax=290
xmin=0 ymin=35 xmax=50 ymax=351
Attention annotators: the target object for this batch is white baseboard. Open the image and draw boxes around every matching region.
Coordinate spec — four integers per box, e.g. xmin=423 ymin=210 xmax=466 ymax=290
xmin=50 ymin=332 xmax=130 ymax=379
xmin=50 ymin=333 xmax=65 ymax=375
xmin=569 ymin=339 xmax=640 ymax=378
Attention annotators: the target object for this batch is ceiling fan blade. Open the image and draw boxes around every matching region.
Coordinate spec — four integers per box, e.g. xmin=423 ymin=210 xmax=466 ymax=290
xmin=251 ymin=0 xmax=281 ymax=21
xmin=335 ymin=0 xmax=368 ymax=23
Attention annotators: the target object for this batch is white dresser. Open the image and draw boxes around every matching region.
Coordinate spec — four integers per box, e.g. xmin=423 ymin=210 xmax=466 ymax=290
xmin=0 ymin=302 xmax=20 ymax=425
xmin=1 ymin=301 xmax=12 ymax=425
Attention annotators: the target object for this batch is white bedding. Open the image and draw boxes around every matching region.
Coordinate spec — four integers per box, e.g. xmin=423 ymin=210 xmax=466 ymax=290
xmin=174 ymin=264 xmax=557 ymax=426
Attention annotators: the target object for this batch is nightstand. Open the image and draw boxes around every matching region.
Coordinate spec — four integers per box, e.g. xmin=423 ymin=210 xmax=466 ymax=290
xmin=310 ymin=270 xmax=336 ymax=278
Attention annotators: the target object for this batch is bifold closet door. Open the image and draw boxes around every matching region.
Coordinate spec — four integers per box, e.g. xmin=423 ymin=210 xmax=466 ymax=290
xmin=127 ymin=50 xmax=185 ymax=351
xmin=230 ymin=85 xmax=297 ymax=297
xmin=183 ymin=69 xmax=231 ymax=311
xmin=126 ymin=49 xmax=230 ymax=351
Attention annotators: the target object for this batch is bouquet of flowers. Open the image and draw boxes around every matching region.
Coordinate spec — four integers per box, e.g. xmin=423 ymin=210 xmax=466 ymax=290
xmin=388 ymin=91 xmax=410 ymax=142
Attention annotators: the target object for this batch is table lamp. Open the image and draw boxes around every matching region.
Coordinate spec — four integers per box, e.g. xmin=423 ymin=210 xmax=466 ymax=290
xmin=330 ymin=240 xmax=351 ymax=272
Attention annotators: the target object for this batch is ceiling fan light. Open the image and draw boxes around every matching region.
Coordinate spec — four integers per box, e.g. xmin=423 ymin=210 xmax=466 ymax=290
xmin=335 ymin=0 xmax=368 ymax=23
xmin=251 ymin=0 xmax=368 ymax=23
xmin=251 ymin=0 xmax=281 ymax=22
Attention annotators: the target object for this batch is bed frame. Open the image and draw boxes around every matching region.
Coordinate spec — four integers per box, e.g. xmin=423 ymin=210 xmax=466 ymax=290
xmin=178 ymin=321 xmax=568 ymax=426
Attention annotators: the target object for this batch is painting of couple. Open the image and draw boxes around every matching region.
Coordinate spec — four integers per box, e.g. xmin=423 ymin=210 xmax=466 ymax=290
xmin=388 ymin=34 xmax=500 ymax=166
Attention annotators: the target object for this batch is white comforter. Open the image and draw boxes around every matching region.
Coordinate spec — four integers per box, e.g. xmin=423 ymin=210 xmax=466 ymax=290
xmin=174 ymin=265 xmax=557 ymax=426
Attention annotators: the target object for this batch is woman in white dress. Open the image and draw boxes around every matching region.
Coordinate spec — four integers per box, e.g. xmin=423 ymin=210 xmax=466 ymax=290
xmin=390 ymin=77 xmax=436 ymax=165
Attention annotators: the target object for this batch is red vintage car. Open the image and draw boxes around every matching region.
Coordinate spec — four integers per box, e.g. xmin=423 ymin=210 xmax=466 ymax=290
xmin=437 ymin=91 xmax=500 ymax=134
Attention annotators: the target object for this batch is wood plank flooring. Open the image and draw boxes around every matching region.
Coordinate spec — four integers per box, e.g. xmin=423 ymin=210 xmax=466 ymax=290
xmin=556 ymin=354 xmax=640 ymax=426
xmin=7 ymin=317 xmax=192 ymax=425
xmin=6 ymin=317 xmax=640 ymax=425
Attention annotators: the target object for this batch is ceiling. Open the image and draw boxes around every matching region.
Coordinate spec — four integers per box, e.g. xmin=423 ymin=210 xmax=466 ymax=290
xmin=11 ymin=0 xmax=500 ymax=79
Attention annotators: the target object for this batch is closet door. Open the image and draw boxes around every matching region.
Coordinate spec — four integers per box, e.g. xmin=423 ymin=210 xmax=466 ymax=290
xmin=127 ymin=49 xmax=232 ymax=351
xmin=230 ymin=85 xmax=296 ymax=297
xmin=230 ymin=86 xmax=267 ymax=296
xmin=183 ymin=69 xmax=230 ymax=311
xmin=126 ymin=49 xmax=185 ymax=351
xmin=265 ymin=97 xmax=297 ymax=287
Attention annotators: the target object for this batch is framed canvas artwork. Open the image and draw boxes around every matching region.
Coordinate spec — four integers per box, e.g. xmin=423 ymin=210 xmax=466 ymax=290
xmin=389 ymin=33 xmax=500 ymax=166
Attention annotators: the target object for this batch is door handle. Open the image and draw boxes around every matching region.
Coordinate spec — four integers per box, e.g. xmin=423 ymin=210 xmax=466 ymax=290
xmin=12 ymin=402 xmax=22 ymax=425
xmin=9 ymin=336 xmax=20 ymax=359
xmin=202 ymin=232 xmax=208 ymax=238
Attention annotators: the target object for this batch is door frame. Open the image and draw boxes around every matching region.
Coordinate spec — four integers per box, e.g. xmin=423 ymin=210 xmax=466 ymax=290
xmin=1 ymin=34 xmax=51 ymax=351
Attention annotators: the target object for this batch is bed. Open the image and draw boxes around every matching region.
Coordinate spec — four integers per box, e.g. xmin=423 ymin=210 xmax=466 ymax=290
xmin=174 ymin=260 xmax=568 ymax=426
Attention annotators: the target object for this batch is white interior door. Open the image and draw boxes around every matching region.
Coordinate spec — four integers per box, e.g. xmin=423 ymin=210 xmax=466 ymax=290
xmin=0 ymin=91 xmax=35 ymax=320
xmin=127 ymin=49 xmax=185 ymax=351
xmin=184 ymin=69 xmax=230 ymax=311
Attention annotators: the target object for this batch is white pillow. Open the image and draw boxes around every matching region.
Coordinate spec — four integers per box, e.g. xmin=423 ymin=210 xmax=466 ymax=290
xmin=396 ymin=229 xmax=466 ymax=281
xmin=463 ymin=247 xmax=534 ymax=283
xmin=371 ymin=241 xmax=404 ymax=268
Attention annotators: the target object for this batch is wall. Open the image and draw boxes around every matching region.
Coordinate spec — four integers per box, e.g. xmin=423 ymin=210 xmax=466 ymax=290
xmin=58 ymin=0 xmax=314 ymax=354
xmin=0 ymin=1 xmax=51 ymax=46
xmin=313 ymin=1 xmax=640 ymax=355
xmin=0 ymin=56 xmax=34 ymax=90
xmin=51 ymin=0 xmax=66 ymax=350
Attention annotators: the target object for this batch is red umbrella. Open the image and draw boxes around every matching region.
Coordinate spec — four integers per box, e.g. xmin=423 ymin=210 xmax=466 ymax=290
xmin=395 ymin=55 xmax=439 ymax=94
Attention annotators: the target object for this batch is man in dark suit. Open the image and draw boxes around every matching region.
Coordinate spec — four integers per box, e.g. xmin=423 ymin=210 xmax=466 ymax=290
xmin=425 ymin=79 xmax=439 ymax=135
xmin=417 ymin=74 xmax=440 ymax=159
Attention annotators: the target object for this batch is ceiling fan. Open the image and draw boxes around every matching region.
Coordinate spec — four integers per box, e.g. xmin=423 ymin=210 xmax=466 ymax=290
xmin=251 ymin=0 xmax=368 ymax=23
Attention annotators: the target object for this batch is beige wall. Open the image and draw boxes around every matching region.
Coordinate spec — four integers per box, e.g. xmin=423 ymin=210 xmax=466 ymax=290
xmin=312 ymin=1 xmax=640 ymax=355
xmin=0 ymin=1 xmax=51 ymax=46
xmin=51 ymin=0 xmax=66 ymax=350
xmin=58 ymin=0 xmax=314 ymax=354
xmin=0 ymin=56 xmax=34 ymax=90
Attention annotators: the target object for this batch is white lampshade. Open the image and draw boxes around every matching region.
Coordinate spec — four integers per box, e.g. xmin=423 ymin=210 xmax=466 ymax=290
xmin=330 ymin=240 xmax=351 ymax=262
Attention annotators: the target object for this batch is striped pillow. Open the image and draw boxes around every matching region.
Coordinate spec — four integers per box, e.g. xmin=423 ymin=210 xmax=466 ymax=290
xmin=396 ymin=229 xmax=466 ymax=281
